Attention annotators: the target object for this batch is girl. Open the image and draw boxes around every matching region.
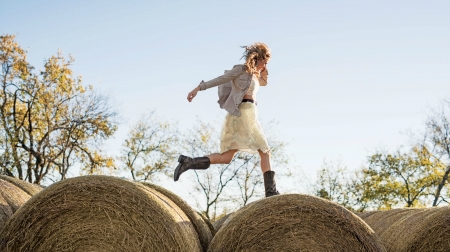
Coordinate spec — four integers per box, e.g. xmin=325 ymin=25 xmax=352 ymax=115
xmin=174 ymin=42 xmax=279 ymax=197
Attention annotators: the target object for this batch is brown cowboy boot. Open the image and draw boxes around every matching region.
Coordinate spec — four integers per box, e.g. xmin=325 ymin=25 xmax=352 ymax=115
xmin=263 ymin=170 xmax=280 ymax=197
xmin=174 ymin=155 xmax=210 ymax=181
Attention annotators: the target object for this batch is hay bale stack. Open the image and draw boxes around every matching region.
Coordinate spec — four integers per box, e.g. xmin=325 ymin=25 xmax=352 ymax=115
xmin=0 ymin=175 xmax=43 ymax=196
xmin=0 ymin=176 xmax=202 ymax=252
xmin=209 ymin=194 xmax=386 ymax=252
xmin=0 ymin=176 xmax=42 ymax=229
xmin=141 ymin=182 xmax=213 ymax=251
xmin=357 ymin=207 xmax=450 ymax=252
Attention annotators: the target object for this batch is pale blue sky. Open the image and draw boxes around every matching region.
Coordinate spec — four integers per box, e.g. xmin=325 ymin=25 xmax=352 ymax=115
xmin=2 ymin=1 xmax=449 ymax=193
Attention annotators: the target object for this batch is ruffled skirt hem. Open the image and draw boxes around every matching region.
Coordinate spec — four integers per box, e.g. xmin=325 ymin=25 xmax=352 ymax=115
xmin=219 ymin=102 xmax=270 ymax=154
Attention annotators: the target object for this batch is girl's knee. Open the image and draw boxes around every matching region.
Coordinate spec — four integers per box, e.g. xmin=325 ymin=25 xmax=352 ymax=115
xmin=258 ymin=150 xmax=271 ymax=158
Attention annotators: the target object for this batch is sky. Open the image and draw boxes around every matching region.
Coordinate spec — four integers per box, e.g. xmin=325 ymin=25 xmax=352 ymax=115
xmin=1 ymin=1 xmax=449 ymax=204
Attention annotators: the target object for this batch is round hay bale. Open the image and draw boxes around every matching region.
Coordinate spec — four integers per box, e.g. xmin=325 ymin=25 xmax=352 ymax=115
xmin=213 ymin=213 xmax=232 ymax=232
xmin=141 ymin=182 xmax=213 ymax=252
xmin=0 ymin=176 xmax=42 ymax=229
xmin=209 ymin=194 xmax=386 ymax=252
xmin=0 ymin=175 xmax=43 ymax=196
xmin=0 ymin=176 xmax=202 ymax=252
xmin=356 ymin=207 xmax=450 ymax=252
xmin=197 ymin=211 xmax=215 ymax=236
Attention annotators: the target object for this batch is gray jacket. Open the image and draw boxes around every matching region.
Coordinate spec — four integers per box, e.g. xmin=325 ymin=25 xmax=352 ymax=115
xmin=199 ymin=64 xmax=268 ymax=116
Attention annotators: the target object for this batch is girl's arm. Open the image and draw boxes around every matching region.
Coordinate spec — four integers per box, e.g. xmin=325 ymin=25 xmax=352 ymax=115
xmin=187 ymin=85 xmax=200 ymax=102
xmin=187 ymin=65 xmax=244 ymax=102
xmin=198 ymin=65 xmax=245 ymax=90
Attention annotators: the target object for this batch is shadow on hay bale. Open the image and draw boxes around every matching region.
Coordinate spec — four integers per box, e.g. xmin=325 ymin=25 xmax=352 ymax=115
xmin=140 ymin=182 xmax=213 ymax=252
xmin=0 ymin=176 xmax=202 ymax=252
xmin=0 ymin=176 xmax=43 ymax=229
xmin=356 ymin=207 xmax=450 ymax=252
xmin=209 ymin=194 xmax=386 ymax=252
xmin=213 ymin=213 xmax=232 ymax=233
xmin=197 ymin=211 xmax=215 ymax=236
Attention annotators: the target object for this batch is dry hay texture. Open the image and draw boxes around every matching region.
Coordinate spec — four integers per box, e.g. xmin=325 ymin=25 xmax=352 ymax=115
xmin=357 ymin=207 xmax=450 ymax=252
xmin=0 ymin=176 xmax=202 ymax=252
xmin=209 ymin=194 xmax=386 ymax=252
xmin=140 ymin=182 xmax=213 ymax=252
xmin=213 ymin=213 xmax=232 ymax=233
xmin=0 ymin=175 xmax=43 ymax=196
xmin=197 ymin=210 xmax=215 ymax=236
xmin=0 ymin=175 xmax=42 ymax=229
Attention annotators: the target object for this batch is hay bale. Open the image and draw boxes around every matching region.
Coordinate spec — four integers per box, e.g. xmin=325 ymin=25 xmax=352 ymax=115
xmin=0 ymin=176 xmax=202 ymax=252
xmin=141 ymin=182 xmax=213 ymax=252
xmin=0 ymin=175 xmax=43 ymax=196
xmin=0 ymin=176 xmax=42 ymax=229
xmin=209 ymin=194 xmax=386 ymax=252
xmin=357 ymin=207 xmax=450 ymax=252
xmin=213 ymin=213 xmax=232 ymax=232
xmin=197 ymin=211 xmax=215 ymax=236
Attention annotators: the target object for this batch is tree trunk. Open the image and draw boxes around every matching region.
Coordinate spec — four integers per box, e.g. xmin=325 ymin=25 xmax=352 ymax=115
xmin=433 ymin=166 xmax=450 ymax=206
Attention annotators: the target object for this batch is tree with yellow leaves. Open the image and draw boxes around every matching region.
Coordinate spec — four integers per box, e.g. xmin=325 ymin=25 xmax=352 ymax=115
xmin=313 ymin=146 xmax=443 ymax=211
xmin=0 ymin=34 xmax=117 ymax=184
xmin=356 ymin=146 xmax=442 ymax=209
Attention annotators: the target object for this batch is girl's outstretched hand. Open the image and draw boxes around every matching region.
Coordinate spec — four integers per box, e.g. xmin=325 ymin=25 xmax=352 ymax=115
xmin=187 ymin=86 xmax=200 ymax=102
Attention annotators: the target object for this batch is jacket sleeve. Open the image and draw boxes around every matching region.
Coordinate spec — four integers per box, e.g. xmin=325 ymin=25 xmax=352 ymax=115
xmin=259 ymin=68 xmax=268 ymax=86
xmin=199 ymin=65 xmax=244 ymax=91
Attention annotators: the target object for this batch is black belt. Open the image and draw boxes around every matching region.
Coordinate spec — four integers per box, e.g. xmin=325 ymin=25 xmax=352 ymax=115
xmin=242 ymin=99 xmax=254 ymax=103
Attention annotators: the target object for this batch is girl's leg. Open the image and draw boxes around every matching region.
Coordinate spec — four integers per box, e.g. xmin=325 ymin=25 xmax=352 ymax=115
xmin=206 ymin=149 xmax=238 ymax=164
xmin=258 ymin=149 xmax=279 ymax=197
xmin=258 ymin=149 xmax=272 ymax=173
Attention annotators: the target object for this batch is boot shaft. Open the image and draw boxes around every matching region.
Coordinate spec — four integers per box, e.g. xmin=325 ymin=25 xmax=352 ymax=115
xmin=179 ymin=155 xmax=210 ymax=170
xmin=263 ymin=170 xmax=280 ymax=197
xmin=174 ymin=155 xmax=211 ymax=182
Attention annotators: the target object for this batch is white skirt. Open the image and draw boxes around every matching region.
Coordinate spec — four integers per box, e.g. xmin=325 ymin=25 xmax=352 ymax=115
xmin=220 ymin=102 xmax=270 ymax=154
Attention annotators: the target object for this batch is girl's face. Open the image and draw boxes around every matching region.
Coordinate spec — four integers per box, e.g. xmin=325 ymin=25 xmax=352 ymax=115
xmin=256 ymin=59 xmax=268 ymax=71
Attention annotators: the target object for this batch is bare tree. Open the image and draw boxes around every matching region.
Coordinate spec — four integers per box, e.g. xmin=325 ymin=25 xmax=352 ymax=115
xmin=234 ymin=153 xmax=262 ymax=207
xmin=181 ymin=119 xmax=247 ymax=221
xmin=181 ymin=119 xmax=291 ymax=221
xmin=423 ymin=98 xmax=450 ymax=205
xmin=119 ymin=111 xmax=178 ymax=182
xmin=233 ymin=122 xmax=290 ymax=207
xmin=314 ymin=158 xmax=353 ymax=208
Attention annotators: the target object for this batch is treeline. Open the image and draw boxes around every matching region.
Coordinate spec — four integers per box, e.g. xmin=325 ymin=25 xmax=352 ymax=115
xmin=1 ymin=35 xmax=449 ymax=221
xmin=313 ymin=100 xmax=450 ymax=211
